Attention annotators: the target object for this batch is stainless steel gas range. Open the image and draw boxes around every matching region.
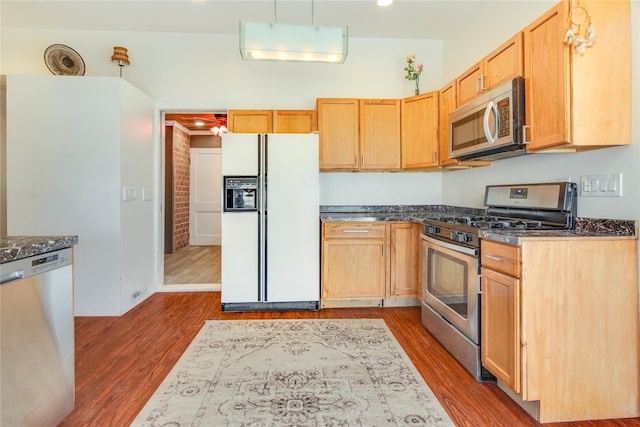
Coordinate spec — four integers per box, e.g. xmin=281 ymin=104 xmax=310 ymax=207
xmin=420 ymin=182 xmax=577 ymax=380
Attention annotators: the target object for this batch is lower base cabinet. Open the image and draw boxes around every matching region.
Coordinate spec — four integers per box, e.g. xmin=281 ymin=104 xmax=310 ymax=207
xmin=322 ymin=222 xmax=386 ymax=306
xmin=480 ymin=238 xmax=639 ymax=423
xmin=321 ymin=222 xmax=420 ymax=307
xmin=388 ymin=223 xmax=421 ymax=300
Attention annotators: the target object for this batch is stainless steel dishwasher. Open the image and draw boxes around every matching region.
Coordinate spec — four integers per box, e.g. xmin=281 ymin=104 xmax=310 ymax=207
xmin=1 ymin=247 xmax=75 ymax=427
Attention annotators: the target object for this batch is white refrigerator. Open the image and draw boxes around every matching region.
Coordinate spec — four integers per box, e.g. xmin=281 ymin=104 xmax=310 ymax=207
xmin=221 ymin=133 xmax=320 ymax=311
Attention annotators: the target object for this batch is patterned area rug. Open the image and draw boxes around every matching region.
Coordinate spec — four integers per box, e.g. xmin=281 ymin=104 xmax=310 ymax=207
xmin=131 ymin=319 xmax=454 ymax=426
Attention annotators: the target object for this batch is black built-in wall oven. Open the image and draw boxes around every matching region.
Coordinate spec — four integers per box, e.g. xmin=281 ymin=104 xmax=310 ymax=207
xmin=420 ymin=182 xmax=577 ymax=381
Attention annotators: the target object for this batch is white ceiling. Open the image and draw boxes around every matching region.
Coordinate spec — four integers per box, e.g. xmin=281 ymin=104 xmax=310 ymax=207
xmin=1 ymin=0 xmax=489 ymax=40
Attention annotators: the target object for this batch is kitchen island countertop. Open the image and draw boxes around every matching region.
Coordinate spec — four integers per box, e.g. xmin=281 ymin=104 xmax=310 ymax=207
xmin=1 ymin=236 xmax=79 ymax=264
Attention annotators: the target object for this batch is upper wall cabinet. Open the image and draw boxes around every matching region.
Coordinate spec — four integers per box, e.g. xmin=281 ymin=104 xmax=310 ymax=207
xmin=317 ymin=98 xmax=360 ymax=170
xmin=456 ymin=33 xmax=524 ymax=106
xmin=227 ymin=109 xmax=316 ymax=133
xmin=523 ymin=0 xmax=631 ymax=152
xmin=317 ymin=98 xmax=401 ymax=171
xmin=227 ymin=110 xmax=273 ymax=133
xmin=401 ymin=91 xmax=439 ymax=169
xmin=273 ymin=110 xmax=317 ymax=133
xmin=360 ymin=99 xmax=401 ymax=170
xmin=438 ymin=81 xmax=457 ymax=167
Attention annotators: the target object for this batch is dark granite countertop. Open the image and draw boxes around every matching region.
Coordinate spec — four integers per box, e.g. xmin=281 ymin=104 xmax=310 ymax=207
xmin=1 ymin=236 xmax=79 ymax=264
xmin=320 ymin=205 xmax=637 ymax=240
xmin=478 ymin=227 xmax=637 ymax=245
xmin=319 ymin=205 xmax=485 ymax=223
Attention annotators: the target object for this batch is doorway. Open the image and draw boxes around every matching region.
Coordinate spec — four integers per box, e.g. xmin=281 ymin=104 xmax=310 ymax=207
xmin=162 ymin=111 xmax=226 ymax=290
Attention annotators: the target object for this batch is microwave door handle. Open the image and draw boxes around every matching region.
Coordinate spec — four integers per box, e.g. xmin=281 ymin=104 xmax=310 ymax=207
xmin=483 ymin=101 xmax=499 ymax=145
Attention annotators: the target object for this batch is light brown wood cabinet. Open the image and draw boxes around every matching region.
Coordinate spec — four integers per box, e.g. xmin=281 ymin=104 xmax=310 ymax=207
xmin=321 ymin=221 xmax=420 ymax=307
xmin=480 ymin=238 xmax=639 ymax=423
xmin=317 ymin=98 xmax=401 ymax=171
xmin=388 ymin=223 xmax=420 ymax=299
xmin=227 ymin=110 xmax=273 ymax=133
xmin=522 ymin=0 xmax=631 ymax=152
xmin=456 ymin=33 xmax=523 ymax=106
xmin=273 ymin=110 xmax=317 ymax=133
xmin=437 ymin=81 xmax=456 ymax=167
xmin=321 ymin=222 xmax=386 ymax=306
xmin=480 ymin=241 xmax=521 ymax=393
xmin=360 ymin=99 xmax=401 ymax=170
xmin=400 ymin=91 xmax=439 ymax=169
xmin=227 ymin=109 xmax=316 ymax=133
xmin=317 ymin=98 xmax=360 ymax=170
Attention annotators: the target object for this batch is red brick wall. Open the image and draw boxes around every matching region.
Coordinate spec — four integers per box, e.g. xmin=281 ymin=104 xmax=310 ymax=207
xmin=172 ymin=127 xmax=190 ymax=251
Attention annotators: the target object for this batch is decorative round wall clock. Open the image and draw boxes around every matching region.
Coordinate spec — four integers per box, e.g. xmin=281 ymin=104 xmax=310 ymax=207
xmin=44 ymin=44 xmax=86 ymax=76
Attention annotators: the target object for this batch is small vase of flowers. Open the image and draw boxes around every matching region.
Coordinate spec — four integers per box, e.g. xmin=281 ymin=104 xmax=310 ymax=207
xmin=404 ymin=53 xmax=423 ymax=95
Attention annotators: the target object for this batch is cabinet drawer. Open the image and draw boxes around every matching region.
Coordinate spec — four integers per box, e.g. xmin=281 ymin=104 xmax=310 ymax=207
xmin=481 ymin=240 xmax=521 ymax=277
xmin=323 ymin=222 xmax=386 ymax=239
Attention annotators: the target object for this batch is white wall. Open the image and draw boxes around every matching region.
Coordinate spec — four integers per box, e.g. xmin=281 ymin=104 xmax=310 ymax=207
xmin=319 ymin=172 xmax=442 ymax=205
xmin=6 ymin=76 xmax=123 ymax=315
xmin=0 ymin=28 xmax=446 ymax=206
xmin=119 ymin=79 xmax=156 ymax=311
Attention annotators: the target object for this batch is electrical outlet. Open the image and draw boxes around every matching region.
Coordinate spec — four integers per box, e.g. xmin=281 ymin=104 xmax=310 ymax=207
xmin=132 ymin=288 xmax=146 ymax=301
xmin=580 ymin=173 xmax=622 ymax=197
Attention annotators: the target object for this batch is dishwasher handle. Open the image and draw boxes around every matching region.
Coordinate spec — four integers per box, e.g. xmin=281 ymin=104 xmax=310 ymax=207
xmin=1 ymin=269 xmax=25 ymax=285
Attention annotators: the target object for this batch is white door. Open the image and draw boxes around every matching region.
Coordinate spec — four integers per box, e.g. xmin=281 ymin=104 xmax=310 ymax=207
xmin=189 ymin=148 xmax=222 ymax=245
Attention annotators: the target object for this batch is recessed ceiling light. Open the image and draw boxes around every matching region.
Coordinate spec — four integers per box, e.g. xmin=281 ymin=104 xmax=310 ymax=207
xmin=377 ymin=0 xmax=393 ymax=6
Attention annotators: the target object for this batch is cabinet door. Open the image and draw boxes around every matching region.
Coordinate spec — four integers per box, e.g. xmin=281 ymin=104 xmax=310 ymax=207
xmin=401 ymin=92 xmax=439 ymax=169
xmin=273 ymin=110 xmax=317 ymax=133
xmin=484 ymin=32 xmax=524 ymax=89
xmin=438 ymin=81 xmax=456 ymax=166
xmin=523 ymin=2 xmax=570 ymax=151
xmin=481 ymin=267 xmax=521 ymax=394
xmin=360 ymin=99 xmax=401 ymax=170
xmin=322 ymin=238 xmax=385 ymax=299
xmin=227 ymin=110 xmax=273 ymax=133
xmin=570 ymin=0 xmax=631 ymax=148
xmin=388 ymin=223 xmax=420 ymax=298
xmin=456 ymin=61 xmax=483 ymax=106
xmin=317 ymin=99 xmax=359 ymax=170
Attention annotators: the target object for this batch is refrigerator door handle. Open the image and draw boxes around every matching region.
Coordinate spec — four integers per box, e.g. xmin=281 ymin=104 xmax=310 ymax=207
xmin=263 ymin=134 xmax=268 ymax=301
xmin=258 ymin=134 xmax=266 ymax=302
xmin=257 ymin=209 xmax=262 ymax=301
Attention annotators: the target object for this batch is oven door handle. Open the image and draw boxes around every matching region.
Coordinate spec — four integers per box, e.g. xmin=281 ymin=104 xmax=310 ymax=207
xmin=420 ymin=234 xmax=478 ymax=257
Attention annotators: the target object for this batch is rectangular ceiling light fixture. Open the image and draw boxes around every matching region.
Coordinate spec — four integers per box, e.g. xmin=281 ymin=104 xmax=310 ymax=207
xmin=239 ymin=21 xmax=348 ymax=63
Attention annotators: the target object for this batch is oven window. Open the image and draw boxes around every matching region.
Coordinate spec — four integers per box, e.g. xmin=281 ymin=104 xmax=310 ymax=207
xmin=427 ymin=248 xmax=469 ymax=318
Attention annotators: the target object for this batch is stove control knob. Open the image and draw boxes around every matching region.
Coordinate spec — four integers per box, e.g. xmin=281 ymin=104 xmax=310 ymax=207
xmin=457 ymin=233 xmax=470 ymax=243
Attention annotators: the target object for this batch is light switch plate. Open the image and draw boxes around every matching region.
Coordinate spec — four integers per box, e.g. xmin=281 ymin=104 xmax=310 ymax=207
xmin=123 ymin=187 xmax=138 ymax=201
xmin=580 ymin=173 xmax=622 ymax=197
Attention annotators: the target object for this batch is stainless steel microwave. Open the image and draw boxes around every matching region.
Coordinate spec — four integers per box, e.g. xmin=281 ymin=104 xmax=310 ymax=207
xmin=449 ymin=77 xmax=526 ymax=161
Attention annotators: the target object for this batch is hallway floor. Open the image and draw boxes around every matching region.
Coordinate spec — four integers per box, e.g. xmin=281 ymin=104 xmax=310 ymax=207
xmin=164 ymin=245 xmax=220 ymax=284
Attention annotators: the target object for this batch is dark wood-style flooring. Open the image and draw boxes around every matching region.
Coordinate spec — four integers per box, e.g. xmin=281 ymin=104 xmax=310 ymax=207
xmin=60 ymin=292 xmax=640 ymax=426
